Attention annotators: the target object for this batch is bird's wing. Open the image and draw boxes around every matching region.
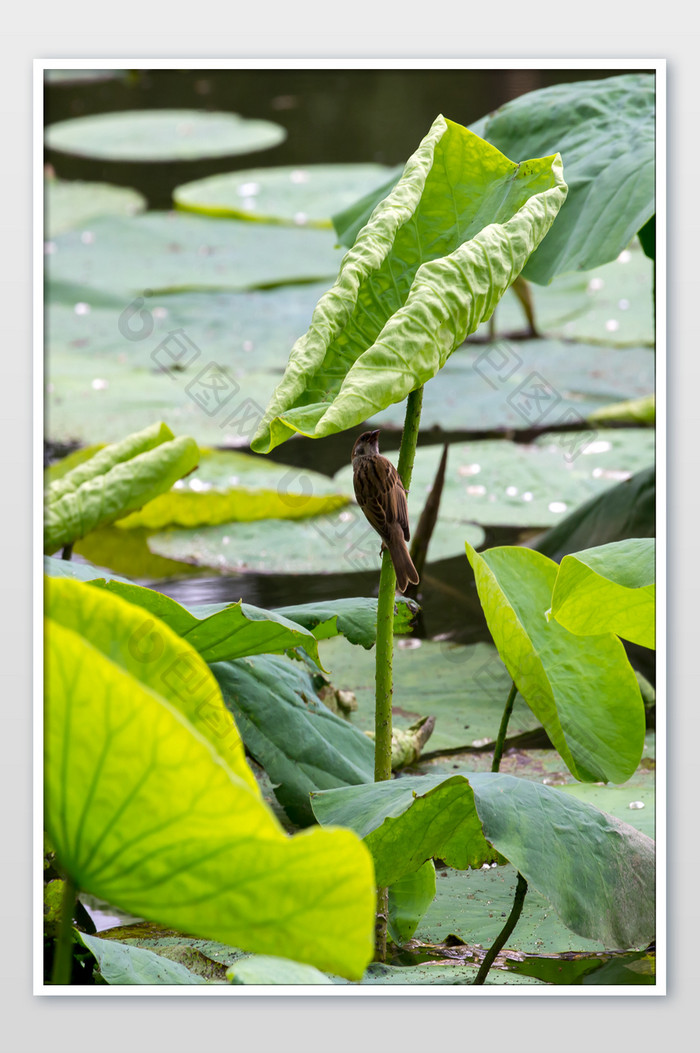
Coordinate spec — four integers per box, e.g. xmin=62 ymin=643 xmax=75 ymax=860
xmin=385 ymin=460 xmax=411 ymax=542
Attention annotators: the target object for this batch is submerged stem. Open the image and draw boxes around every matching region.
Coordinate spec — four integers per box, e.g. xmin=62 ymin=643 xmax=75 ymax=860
xmin=491 ymin=680 xmax=518 ymax=772
xmin=471 ymin=871 xmax=528 ymax=985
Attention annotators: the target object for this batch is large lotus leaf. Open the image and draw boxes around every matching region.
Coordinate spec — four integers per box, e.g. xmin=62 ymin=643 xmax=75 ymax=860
xmin=115 ymin=448 xmax=350 ymax=529
xmin=318 ymin=637 xmax=541 ymax=753
xmin=465 ymin=543 xmax=646 ymax=783
xmin=334 ymin=429 xmax=656 ymax=531
xmin=46 ymin=577 xmax=257 ymax=786
xmin=45 ymin=212 xmax=343 ymax=301
xmin=272 ymin=596 xmax=418 ymax=648
xmin=532 ymin=466 xmax=655 ymax=562
xmin=250 ymin=115 xmax=567 ymax=453
xmin=43 ymin=554 xmax=415 ymax=650
xmin=211 ymin=654 xmax=376 ymax=826
xmin=45 ymin=178 xmax=146 ymax=238
xmin=174 ymin=163 xmax=394 ymax=227
xmin=387 ymin=861 xmax=437 ymax=946
xmin=311 ymin=771 xmax=655 ymax=949
xmin=481 ymin=73 xmax=655 ymax=284
xmin=549 ymin=538 xmax=655 ymax=649
xmin=82 ymin=578 xmax=323 ymax=666
xmin=45 ymin=580 xmax=375 ymax=979
xmin=79 ymin=932 xmax=208 ymax=985
xmin=419 ymin=865 xmax=606 ymax=955
xmin=44 ymin=422 xmax=199 ymax=554
xmin=43 ymin=554 xmax=132 ymax=584
xmin=227 ymin=955 xmax=334 ymax=985
xmin=45 ymin=109 xmax=286 ymax=162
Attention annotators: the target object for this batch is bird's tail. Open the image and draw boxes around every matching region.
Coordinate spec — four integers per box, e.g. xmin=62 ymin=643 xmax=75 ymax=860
xmin=387 ymin=533 xmax=420 ymax=594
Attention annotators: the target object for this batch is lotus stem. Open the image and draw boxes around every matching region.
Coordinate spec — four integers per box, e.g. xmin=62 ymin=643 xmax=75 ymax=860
xmin=373 ymin=384 xmax=424 ymax=960
xmin=492 ymin=680 xmax=518 ymax=772
xmin=471 ymin=871 xmax=528 ymax=985
xmin=50 ymin=872 xmax=78 ymax=985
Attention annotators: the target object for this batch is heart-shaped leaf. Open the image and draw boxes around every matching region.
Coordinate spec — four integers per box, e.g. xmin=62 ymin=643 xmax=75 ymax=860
xmin=549 ymin=538 xmax=655 ymax=648
xmin=45 ymin=578 xmax=375 ymax=979
xmin=312 ymin=771 xmax=655 ymax=949
xmin=465 ymin=543 xmax=646 ymax=783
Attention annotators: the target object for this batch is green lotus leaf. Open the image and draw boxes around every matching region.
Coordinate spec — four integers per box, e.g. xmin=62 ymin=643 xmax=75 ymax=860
xmin=387 ymin=861 xmax=437 ymax=946
xmin=481 ymin=73 xmax=655 ymax=284
xmin=312 ymin=771 xmax=655 ymax=949
xmin=227 ymin=955 xmax=334 ymax=985
xmin=251 ymin=115 xmax=567 ymax=453
xmin=79 ymin=932 xmax=208 ymax=985
xmin=212 ymin=654 xmax=376 ymax=826
xmin=83 ymin=578 xmax=324 ymax=666
xmin=465 ymin=543 xmax=646 ymax=783
xmin=549 ymin=539 xmax=655 ymax=649
xmin=44 ymin=422 xmax=199 ymax=554
xmin=270 ymin=595 xmax=418 ymax=647
xmin=115 ymin=448 xmax=349 ymax=529
xmin=45 ymin=579 xmax=375 ymax=979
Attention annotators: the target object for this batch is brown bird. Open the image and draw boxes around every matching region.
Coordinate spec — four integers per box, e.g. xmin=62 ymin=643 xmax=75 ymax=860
xmin=351 ymin=429 xmax=419 ymax=593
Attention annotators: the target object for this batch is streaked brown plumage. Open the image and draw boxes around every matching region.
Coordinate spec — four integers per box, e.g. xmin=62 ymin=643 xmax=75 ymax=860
xmin=351 ymin=429 xmax=419 ymax=593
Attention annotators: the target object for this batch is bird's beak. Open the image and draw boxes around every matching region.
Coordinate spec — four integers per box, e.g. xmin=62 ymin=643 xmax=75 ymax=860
xmin=370 ymin=429 xmax=380 ymax=439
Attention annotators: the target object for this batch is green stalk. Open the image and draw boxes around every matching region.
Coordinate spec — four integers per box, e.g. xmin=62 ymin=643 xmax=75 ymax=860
xmin=491 ymin=680 xmax=518 ymax=772
xmin=471 ymin=872 xmax=528 ymax=985
xmin=373 ymin=385 xmax=424 ymax=960
xmin=50 ymin=873 xmax=77 ymax=985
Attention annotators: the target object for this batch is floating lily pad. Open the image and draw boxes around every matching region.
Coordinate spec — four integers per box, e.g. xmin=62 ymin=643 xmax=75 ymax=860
xmin=45 ymin=212 xmax=343 ymax=301
xmin=45 ymin=348 xmax=280 ymax=448
xmin=45 ymin=178 xmax=146 ymax=238
xmin=44 ymin=281 xmax=331 ymax=446
xmin=45 ymin=109 xmax=286 ymax=163
xmin=418 ymin=864 xmax=607 ymax=954
xmin=174 ymin=163 xmax=393 ymax=227
xmin=317 ymin=637 xmax=541 ymax=753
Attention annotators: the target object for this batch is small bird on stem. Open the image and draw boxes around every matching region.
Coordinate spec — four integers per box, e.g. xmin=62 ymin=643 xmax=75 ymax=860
xmin=351 ymin=429 xmax=420 ymax=594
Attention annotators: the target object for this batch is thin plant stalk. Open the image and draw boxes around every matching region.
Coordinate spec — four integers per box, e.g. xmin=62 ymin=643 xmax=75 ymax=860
xmin=51 ymin=873 xmax=78 ymax=985
xmin=373 ymin=384 xmax=424 ymax=960
xmin=471 ymin=871 xmax=528 ymax=985
xmin=491 ymin=680 xmax=518 ymax=772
